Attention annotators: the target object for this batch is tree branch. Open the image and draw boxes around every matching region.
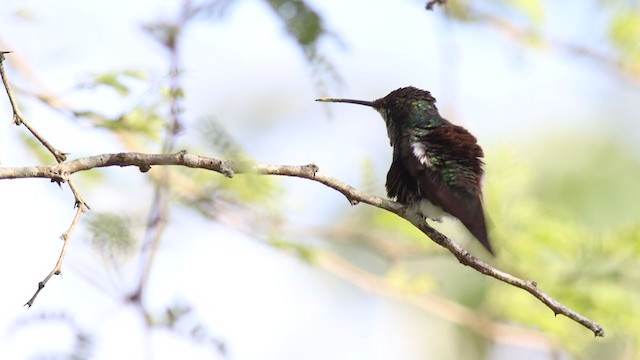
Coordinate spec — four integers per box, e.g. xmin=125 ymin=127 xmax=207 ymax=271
xmin=24 ymin=204 xmax=84 ymax=307
xmin=1 ymin=52 xmax=67 ymax=162
xmin=0 ymin=151 xmax=605 ymax=336
xmin=1 ymin=52 xmax=89 ymax=307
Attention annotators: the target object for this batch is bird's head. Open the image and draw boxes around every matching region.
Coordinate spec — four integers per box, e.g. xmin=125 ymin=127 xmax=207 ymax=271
xmin=316 ymin=86 xmax=438 ymax=127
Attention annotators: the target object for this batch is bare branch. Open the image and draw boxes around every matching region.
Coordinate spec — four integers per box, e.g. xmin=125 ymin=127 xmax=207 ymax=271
xmin=24 ymin=203 xmax=86 ymax=307
xmin=0 ymin=56 xmax=67 ymax=162
xmin=0 ymin=151 xmax=605 ymax=336
xmin=1 ymin=53 xmax=89 ymax=306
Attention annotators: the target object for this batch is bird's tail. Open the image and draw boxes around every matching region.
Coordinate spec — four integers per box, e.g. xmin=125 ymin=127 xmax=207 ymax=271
xmin=466 ymin=209 xmax=494 ymax=255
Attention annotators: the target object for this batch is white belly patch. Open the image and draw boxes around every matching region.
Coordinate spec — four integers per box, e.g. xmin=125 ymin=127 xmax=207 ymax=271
xmin=409 ymin=199 xmax=447 ymax=221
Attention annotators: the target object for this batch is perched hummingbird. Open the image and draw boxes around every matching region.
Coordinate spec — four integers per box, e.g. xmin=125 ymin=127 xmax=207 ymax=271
xmin=317 ymin=86 xmax=493 ymax=254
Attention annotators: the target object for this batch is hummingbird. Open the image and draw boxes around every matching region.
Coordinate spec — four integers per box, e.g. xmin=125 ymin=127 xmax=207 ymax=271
xmin=317 ymin=86 xmax=493 ymax=254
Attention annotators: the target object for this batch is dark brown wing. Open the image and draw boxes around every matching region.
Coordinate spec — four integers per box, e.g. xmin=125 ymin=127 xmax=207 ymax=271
xmin=386 ymin=153 xmax=420 ymax=204
xmin=399 ymin=125 xmax=493 ymax=254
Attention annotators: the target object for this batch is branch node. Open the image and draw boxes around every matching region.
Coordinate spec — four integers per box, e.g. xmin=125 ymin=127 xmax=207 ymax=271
xmin=0 ymin=50 xmax=12 ymax=62
xmin=304 ymin=163 xmax=319 ymax=177
xmin=24 ymin=281 xmax=46 ymax=308
xmin=12 ymin=113 xmax=23 ymax=126
xmin=74 ymin=199 xmax=89 ymax=210
xmin=528 ymin=280 xmax=538 ymax=288
xmin=50 ymin=177 xmax=66 ymax=186
xmin=457 ymin=249 xmax=477 ymax=267
xmin=139 ymin=164 xmax=152 ymax=173
xmin=219 ymin=161 xmax=235 ymax=178
xmin=54 ymin=151 xmax=68 ymax=163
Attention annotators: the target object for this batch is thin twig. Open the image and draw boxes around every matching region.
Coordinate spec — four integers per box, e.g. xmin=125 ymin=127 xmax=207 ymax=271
xmin=0 ymin=151 xmax=606 ymax=336
xmin=1 ymin=53 xmax=89 ymax=306
xmin=24 ymin=204 xmax=86 ymax=307
xmin=0 ymin=53 xmax=67 ymax=162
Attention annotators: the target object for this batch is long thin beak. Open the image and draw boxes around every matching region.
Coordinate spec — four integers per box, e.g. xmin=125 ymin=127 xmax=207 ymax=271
xmin=316 ymin=98 xmax=375 ymax=107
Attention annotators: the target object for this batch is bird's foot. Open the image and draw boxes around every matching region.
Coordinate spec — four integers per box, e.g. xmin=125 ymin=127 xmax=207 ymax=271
xmin=411 ymin=209 xmax=441 ymax=223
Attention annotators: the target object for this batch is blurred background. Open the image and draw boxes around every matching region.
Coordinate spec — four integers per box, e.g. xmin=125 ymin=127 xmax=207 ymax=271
xmin=0 ymin=0 xmax=639 ymax=359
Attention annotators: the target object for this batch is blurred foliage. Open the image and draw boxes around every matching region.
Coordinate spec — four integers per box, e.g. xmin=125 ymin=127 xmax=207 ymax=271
xmin=87 ymin=212 xmax=137 ymax=262
xmin=525 ymin=136 xmax=640 ymax=229
xmin=198 ymin=117 xmax=249 ymax=163
xmin=609 ymin=9 xmax=640 ymax=76
xmin=195 ymin=116 xmax=281 ymax=205
xmin=146 ymin=302 xmax=226 ymax=355
xmin=269 ymin=237 xmax=317 ymax=263
xmin=386 ymin=266 xmax=438 ymax=294
xmin=9 ymin=312 xmax=94 ymax=360
xmin=482 ymin=138 xmax=640 ymax=358
xmin=47 ymin=0 xmax=325 ymax=209
xmin=505 ymin=0 xmax=545 ymax=24
xmin=331 ymin=135 xmax=640 ymax=359
xmin=444 ymin=0 xmax=640 ymax=79
xmin=87 ymin=107 xmax=165 ymax=140
xmin=6 ymin=0 xmax=640 ymax=359
xmin=70 ymin=68 xmax=166 ymax=142
xmin=80 ymin=70 xmax=148 ymax=96
xmin=358 ymin=158 xmax=379 ymax=195
xmin=19 ymin=133 xmax=57 ymax=164
xmin=215 ymin=172 xmax=279 ymax=203
xmin=266 ymin=0 xmax=324 ymax=48
xmin=264 ymin=0 xmax=342 ymax=92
